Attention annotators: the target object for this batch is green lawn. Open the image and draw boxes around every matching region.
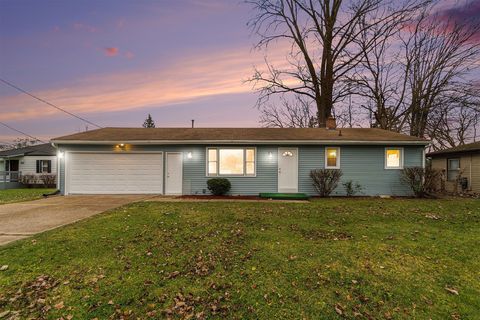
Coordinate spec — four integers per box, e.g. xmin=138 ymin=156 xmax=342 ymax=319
xmin=0 ymin=188 xmax=56 ymax=205
xmin=0 ymin=199 xmax=479 ymax=319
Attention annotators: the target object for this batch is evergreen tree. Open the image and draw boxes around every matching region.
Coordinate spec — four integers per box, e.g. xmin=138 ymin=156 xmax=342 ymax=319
xmin=142 ymin=114 xmax=155 ymax=128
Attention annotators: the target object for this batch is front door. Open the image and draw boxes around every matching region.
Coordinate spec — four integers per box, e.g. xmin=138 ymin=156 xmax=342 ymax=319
xmin=8 ymin=160 xmax=20 ymax=182
xmin=165 ymin=152 xmax=183 ymax=195
xmin=277 ymin=148 xmax=298 ymax=193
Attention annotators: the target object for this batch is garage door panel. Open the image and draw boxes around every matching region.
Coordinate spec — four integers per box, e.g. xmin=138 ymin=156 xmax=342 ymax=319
xmin=68 ymin=153 xmax=163 ymax=194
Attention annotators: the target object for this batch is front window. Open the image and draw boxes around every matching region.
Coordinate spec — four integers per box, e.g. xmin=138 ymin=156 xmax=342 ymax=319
xmin=36 ymin=160 xmax=51 ymax=173
xmin=325 ymin=147 xmax=340 ymax=169
xmin=207 ymin=148 xmax=256 ymax=176
xmin=385 ymin=148 xmax=403 ymax=169
xmin=447 ymin=158 xmax=460 ymax=181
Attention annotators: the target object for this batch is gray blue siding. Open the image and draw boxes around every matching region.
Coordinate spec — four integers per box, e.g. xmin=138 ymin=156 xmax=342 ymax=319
xmin=57 ymin=144 xmax=424 ymax=196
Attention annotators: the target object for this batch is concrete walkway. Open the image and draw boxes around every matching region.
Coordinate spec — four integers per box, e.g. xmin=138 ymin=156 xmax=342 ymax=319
xmin=0 ymin=195 xmax=149 ymax=246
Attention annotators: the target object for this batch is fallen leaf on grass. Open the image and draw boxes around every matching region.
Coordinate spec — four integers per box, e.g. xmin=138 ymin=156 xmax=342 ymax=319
xmin=0 ymin=265 xmax=8 ymax=271
xmin=445 ymin=287 xmax=459 ymax=295
xmin=334 ymin=303 xmax=344 ymax=315
xmin=54 ymin=301 xmax=64 ymax=309
xmin=167 ymin=271 xmax=180 ymax=279
xmin=425 ymin=214 xmax=441 ymax=220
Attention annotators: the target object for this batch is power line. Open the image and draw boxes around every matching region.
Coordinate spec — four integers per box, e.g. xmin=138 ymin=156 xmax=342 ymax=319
xmin=0 ymin=78 xmax=102 ymax=129
xmin=0 ymin=121 xmax=46 ymax=143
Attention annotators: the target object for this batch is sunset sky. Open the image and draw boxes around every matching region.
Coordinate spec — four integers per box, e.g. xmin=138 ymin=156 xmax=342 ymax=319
xmin=0 ymin=0 xmax=479 ymax=143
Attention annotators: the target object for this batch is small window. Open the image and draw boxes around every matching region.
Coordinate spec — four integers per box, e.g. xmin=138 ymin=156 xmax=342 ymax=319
xmin=385 ymin=148 xmax=403 ymax=169
xmin=246 ymin=148 xmax=255 ymax=175
xmin=447 ymin=158 xmax=460 ymax=181
xmin=207 ymin=149 xmax=217 ymax=175
xmin=207 ymin=148 xmax=256 ymax=176
xmin=325 ymin=147 xmax=340 ymax=169
xmin=36 ymin=160 xmax=52 ymax=173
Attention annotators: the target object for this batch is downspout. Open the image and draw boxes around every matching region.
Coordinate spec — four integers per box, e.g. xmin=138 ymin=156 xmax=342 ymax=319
xmin=51 ymin=142 xmax=61 ymax=193
xmin=422 ymin=148 xmax=426 ymax=169
xmin=470 ymin=154 xmax=473 ymax=191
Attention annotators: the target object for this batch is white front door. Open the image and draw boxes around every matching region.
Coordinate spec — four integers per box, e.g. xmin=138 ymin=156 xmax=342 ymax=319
xmin=277 ymin=148 xmax=298 ymax=193
xmin=165 ymin=152 xmax=183 ymax=195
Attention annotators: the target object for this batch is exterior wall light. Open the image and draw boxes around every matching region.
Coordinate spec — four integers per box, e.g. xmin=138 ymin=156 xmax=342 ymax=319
xmin=268 ymin=152 xmax=273 ymax=159
xmin=57 ymin=151 xmax=65 ymax=159
xmin=187 ymin=152 xmax=193 ymax=159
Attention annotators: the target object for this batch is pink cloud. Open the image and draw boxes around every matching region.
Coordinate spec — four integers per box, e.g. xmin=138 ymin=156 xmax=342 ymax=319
xmin=104 ymin=47 xmax=119 ymax=57
xmin=124 ymin=51 xmax=134 ymax=59
xmin=0 ymin=44 xmax=292 ymax=123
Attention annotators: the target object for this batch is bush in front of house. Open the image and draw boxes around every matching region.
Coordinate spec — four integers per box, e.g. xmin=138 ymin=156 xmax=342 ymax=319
xmin=20 ymin=174 xmax=57 ymax=188
xmin=207 ymin=178 xmax=231 ymax=196
xmin=342 ymin=180 xmax=363 ymax=197
xmin=401 ymin=166 xmax=441 ymax=198
xmin=310 ymin=169 xmax=343 ymax=197
xmin=40 ymin=174 xmax=56 ymax=188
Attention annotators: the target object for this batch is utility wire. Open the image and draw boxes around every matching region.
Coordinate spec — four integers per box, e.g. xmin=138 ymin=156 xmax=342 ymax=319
xmin=0 ymin=78 xmax=102 ymax=129
xmin=0 ymin=121 xmax=46 ymax=143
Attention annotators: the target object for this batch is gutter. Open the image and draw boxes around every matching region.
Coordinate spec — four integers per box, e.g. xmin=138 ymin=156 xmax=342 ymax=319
xmin=51 ymin=139 xmax=430 ymax=146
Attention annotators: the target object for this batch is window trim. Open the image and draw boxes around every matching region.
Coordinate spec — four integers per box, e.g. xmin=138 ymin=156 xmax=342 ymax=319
xmin=447 ymin=158 xmax=460 ymax=182
xmin=206 ymin=147 xmax=257 ymax=177
xmin=384 ymin=147 xmax=404 ymax=170
xmin=324 ymin=147 xmax=341 ymax=169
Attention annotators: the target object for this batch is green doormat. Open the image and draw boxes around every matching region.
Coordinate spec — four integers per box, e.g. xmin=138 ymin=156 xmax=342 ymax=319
xmin=259 ymin=193 xmax=310 ymax=200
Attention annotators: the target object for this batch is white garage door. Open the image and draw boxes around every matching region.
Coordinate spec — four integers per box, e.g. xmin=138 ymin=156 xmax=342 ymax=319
xmin=67 ymin=153 xmax=163 ymax=194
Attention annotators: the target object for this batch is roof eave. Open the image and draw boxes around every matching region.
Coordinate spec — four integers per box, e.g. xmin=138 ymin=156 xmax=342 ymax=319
xmin=51 ymin=139 xmax=429 ymax=145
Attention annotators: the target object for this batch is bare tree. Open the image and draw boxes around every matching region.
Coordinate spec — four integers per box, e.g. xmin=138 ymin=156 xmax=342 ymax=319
xmin=0 ymin=138 xmax=40 ymax=151
xmin=403 ymin=11 xmax=480 ymax=139
xmin=247 ymin=0 xmax=423 ymax=127
xmin=348 ymin=2 xmax=480 ymax=147
xmin=259 ymin=95 xmax=318 ymax=127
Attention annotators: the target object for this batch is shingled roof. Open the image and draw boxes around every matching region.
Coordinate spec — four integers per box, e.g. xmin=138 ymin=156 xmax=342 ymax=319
xmin=0 ymin=143 xmax=56 ymax=158
xmin=427 ymin=141 xmax=480 ymax=157
xmin=51 ymin=127 xmax=428 ymax=145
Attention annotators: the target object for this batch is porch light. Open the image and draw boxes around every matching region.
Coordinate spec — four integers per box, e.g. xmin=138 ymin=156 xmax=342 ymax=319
xmin=57 ymin=151 xmax=65 ymax=159
xmin=119 ymin=143 xmax=125 ymax=147
xmin=187 ymin=152 xmax=193 ymax=159
xmin=268 ymin=152 xmax=273 ymax=159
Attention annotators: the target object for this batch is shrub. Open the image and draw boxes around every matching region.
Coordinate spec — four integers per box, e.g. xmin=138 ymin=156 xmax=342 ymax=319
xmin=310 ymin=169 xmax=343 ymax=197
xmin=40 ymin=174 xmax=56 ymax=188
xmin=401 ymin=166 xmax=442 ymax=198
xmin=20 ymin=174 xmax=38 ymax=187
xmin=207 ymin=178 xmax=231 ymax=196
xmin=342 ymin=180 xmax=363 ymax=197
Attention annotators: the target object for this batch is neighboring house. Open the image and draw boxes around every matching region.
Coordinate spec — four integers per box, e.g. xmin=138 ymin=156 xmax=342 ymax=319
xmin=0 ymin=143 xmax=57 ymax=189
xmin=427 ymin=141 xmax=480 ymax=193
xmin=51 ymin=125 xmax=428 ymax=196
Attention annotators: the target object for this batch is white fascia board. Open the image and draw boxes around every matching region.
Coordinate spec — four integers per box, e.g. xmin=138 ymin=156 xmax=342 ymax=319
xmin=51 ymin=139 xmax=430 ymax=146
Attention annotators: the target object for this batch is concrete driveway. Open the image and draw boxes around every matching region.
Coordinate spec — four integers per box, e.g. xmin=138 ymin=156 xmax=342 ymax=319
xmin=0 ymin=195 xmax=150 ymax=246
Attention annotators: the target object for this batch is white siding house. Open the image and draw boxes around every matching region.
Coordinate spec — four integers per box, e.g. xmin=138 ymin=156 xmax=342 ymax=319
xmin=0 ymin=144 xmax=57 ymax=189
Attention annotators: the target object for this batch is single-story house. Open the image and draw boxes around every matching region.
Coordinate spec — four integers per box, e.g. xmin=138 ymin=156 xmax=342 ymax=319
xmin=51 ymin=126 xmax=428 ymax=196
xmin=427 ymin=141 xmax=480 ymax=193
xmin=0 ymin=143 xmax=57 ymax=189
